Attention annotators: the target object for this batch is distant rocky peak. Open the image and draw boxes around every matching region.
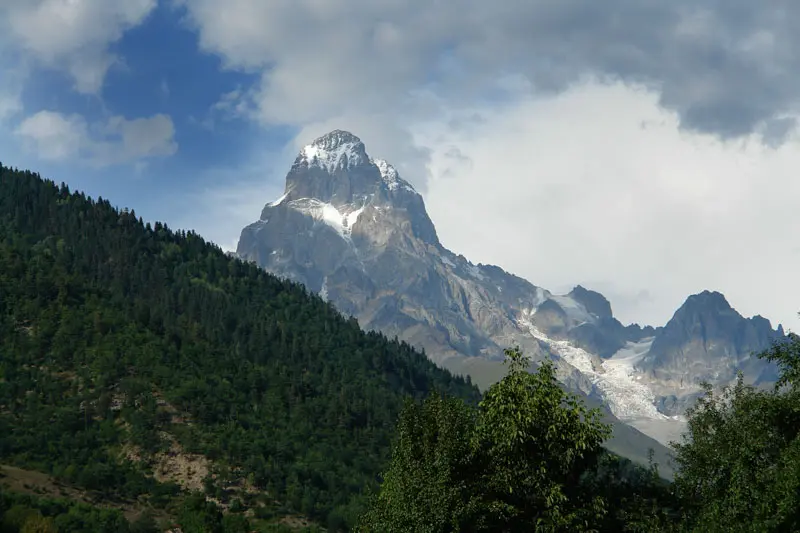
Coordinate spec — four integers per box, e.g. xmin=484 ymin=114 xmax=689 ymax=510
xmin=664 ymin=290 xmax=756 ymax=334
xmin=285 ymin=130 xmax=423 ymax=207
xmin=253 ymin=129 xmax=441 ymax=247
xmin=568 ymin=285 xmax=614 ymax=320
xmin=681 ymin=290 xmax=733 ymax=313
xmin=312 ymin=129 xmax=363 ymax=149
xmin=641 ymin=290 xmax=785 ymax=385
xmin=664 ymin=290 xmax=785 ymax=339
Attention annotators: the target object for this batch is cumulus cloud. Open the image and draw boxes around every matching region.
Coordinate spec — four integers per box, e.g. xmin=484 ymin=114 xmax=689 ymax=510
xmin=182 ymin=1 xmax=800 ymax=150
xmin=0 ymin=93 xmax=22 ymax=123
xmin=15 ymin=111 xmax=177 ymax=166
xmin=0 ymin=58 xmax=26 ymax=124
xmin=0 ymin=0 xmax=157 ymax=94
xmin=417 ymin=80 xmax=800 ymax=332
xmin=178 ymin=0 xmax=800 ymax=330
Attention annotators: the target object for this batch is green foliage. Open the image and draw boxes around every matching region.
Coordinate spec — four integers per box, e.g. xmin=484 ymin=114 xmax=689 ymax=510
xmin=0 ymin=164 xmax=479 ymax=530
xmin=177 ymin=491 xmax=224 ymax=533
xmin=581 ymin=449 xmax=680 ymax=532
xmin=0 ymin=489 xmax=130 ymax=533
xmin=357 ymin=393 xmax=481 ymax=532
xmin=670 ymin=334 xmax=800 ymax=532
xmin=1 ymin=505 xmax=39 ymax=533
xmin=360 ymin=347 xmax=668 ymax=532
xmin=18 ymin=514 xmax=56 ymax=533
xmin=761 ymin=332 xmax=800 ymax=389
xmin=475 ymin=348 xmax=610 ymax=531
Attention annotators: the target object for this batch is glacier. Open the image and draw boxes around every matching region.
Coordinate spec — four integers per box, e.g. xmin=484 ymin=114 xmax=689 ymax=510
xmin=517 ymin=308 xmax=687 ymax=445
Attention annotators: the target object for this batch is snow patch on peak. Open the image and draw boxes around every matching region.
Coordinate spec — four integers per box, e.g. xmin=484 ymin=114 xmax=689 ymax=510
xmin=517 ymin=310 xmax=679 ymax=422
xmin=289 ymin=198 xmax=365 ymax=240
xmin=267 ymin=192 xmax=288 ymax=207
xmin=299 ymin=130 xmax=366 ymax=174
xmin=312 ymin=130 xmax=362 ymax=149
xmin=320 ymin=276 xmax=329 ymax=302
xmin=534 ymin=287 xmax=550 ymax=305
xmin=547 ymin=295 xmax=596 ymax=325
xmin=372 ymin=158 xmax=416 ymax=193
xmin=301 ymin=141 xmax=366 ymax=173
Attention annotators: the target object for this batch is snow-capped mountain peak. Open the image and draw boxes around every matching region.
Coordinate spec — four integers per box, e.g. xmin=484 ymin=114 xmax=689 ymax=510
xmin=247 ymin=130 xmax=441 ymax=252
xmin=297 ymin=130 xmax=368 ymax=173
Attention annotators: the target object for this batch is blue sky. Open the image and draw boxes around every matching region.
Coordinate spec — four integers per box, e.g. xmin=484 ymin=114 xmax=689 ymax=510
xmin=0 ymin=0 xmax=799 ymax=331
xmin=1 ymin=2 xmax=290 ymax=238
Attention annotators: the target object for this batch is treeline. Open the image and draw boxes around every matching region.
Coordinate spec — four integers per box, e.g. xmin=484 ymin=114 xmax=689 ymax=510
xmin=0 ymin=490 xmax=132 ymax=533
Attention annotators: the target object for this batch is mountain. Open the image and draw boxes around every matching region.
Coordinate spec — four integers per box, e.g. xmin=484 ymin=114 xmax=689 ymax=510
xmin=637 ymin=290 xmax=784 ymax=419
xmin=235 ymin=134 xmax=722 ymax=471
xmin=642 ymin=290 xmax=783 ymax=385
xmin=238 ymin=131 xmax=640 ymax=381
xmin=237 ymin=130 xmax=786 ymax=457
xmin=0 ymin=164 xmax=480 ymax=531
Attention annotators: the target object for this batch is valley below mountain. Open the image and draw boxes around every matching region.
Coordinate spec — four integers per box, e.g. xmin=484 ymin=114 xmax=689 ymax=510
xmin=237 ymin=130 xmax=786 ymax=465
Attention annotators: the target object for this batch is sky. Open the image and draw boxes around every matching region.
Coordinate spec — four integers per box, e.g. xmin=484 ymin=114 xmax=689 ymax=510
xmin=1 ymin=0 xmax=798 ymax=333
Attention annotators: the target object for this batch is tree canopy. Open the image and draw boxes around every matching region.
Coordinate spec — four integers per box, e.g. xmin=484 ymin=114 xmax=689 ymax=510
xmin=671 ymin=333 xmax=800 ymax=532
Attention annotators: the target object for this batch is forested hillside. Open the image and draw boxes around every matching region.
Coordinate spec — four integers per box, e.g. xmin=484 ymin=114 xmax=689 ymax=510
xmin=0 ymin=164 xmax=480 ymax=531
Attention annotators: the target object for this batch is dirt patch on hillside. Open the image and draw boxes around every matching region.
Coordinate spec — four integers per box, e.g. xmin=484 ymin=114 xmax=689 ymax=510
xmin=152 ymin=435 xmax=210 ymax=493
xmin=122 ymin=433 xmax=210 ymax=494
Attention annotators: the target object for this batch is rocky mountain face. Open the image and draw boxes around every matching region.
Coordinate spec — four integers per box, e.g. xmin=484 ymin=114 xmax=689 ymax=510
xmin=641 ymin=290 xmax=783 ymax=385
xmin=238 ymin=130 xmax=553 ymax=379
xmin=637 ymin=290 xmax=784 ymax=417
xmin=236 ymin=130 xmax=785 ymax=466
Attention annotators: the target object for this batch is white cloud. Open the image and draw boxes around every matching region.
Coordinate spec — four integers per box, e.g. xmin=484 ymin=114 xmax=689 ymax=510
xmin=0 ymin=93 xmax=22 ymax=123
xmin=15 ymin=110 xmax=177 ymax=166
xmin=1 ymin=0 xmax=157 ymax=94
xmin=14 ymin=111 xmax=87 ymax=160
xmin=416 ymin=80 xmax=800 ymax=332
xmin=0 ymin=59 xmax=26 ymax=123
xmin=102 ymin=114 xmax=178 ymax=161
xmin=183 ymin=0 xmax=800 ymax=149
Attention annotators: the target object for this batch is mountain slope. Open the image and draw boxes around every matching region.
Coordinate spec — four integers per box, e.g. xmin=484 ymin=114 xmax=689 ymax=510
xmin=237 ymin=130 xmax=786 ymax=464
xmin=0 ymin=164 xmax=480 ymax=531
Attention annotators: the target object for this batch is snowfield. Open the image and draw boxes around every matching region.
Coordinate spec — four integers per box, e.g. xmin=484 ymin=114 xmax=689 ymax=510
xmin=517 ymin=309 xmax=687 ymax=444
